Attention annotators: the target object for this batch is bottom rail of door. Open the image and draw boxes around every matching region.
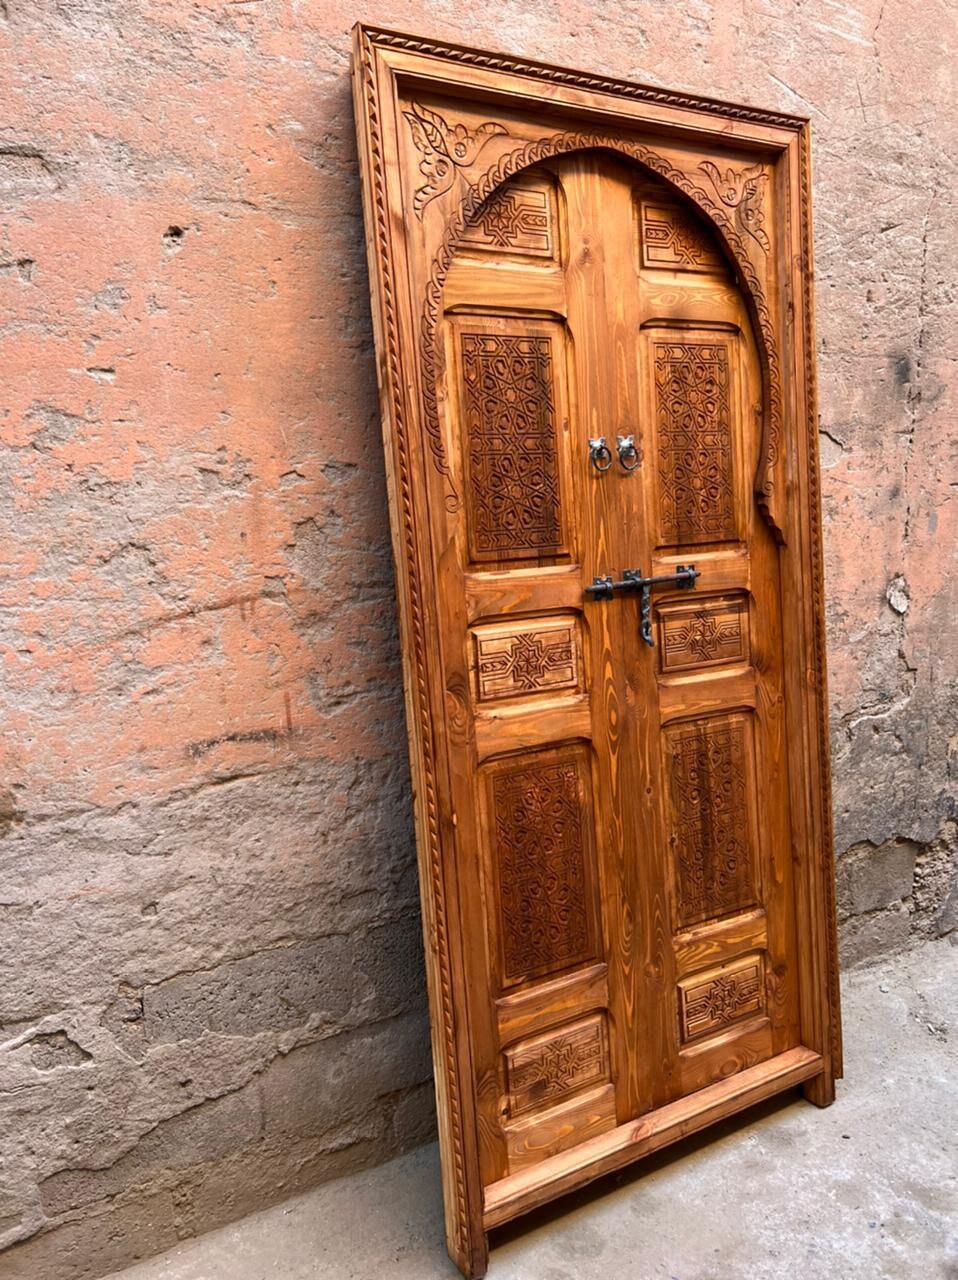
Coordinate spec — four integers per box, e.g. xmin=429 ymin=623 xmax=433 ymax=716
xmin=483 ymin=1046 xmax=823 ymax=1229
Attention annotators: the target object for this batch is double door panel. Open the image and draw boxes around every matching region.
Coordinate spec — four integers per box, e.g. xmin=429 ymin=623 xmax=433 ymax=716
xmin=433 ymin=155 xmax=798 ymax=1191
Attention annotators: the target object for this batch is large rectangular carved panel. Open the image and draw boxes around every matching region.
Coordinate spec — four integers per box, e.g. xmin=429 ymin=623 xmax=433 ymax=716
xmin=485 ymin=747 xmax=598 ymax=988
xmin=460 ymin=175 xmax=557 ymax=259
xmin=666 ymin=714 xmax=758 ymax=929
xmin=679 ymin=954 xmax=766 ymax=1043
xmin=472 ymin=616 xmax=581 ymax=702
xmin=459 ymin=327 xmax=567 ymax=564
xmin=504 ymin=1013 xmax=610 ymax=1116
xmin=657 ymin=593 xmax=749 ymax=673
xmin=639 ymin=200 xmax=724 ymax=272
xmin=652 ymin=338 xmax=737 ymax=547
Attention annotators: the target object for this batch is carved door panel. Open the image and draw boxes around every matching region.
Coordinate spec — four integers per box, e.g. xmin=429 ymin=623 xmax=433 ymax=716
xmin=354 ymin=29 xmax=840 ymax=1280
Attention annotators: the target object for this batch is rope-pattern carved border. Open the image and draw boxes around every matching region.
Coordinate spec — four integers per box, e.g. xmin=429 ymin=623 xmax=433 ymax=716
xmin=419 ymin=132 xmax=784 ymax=529
xmin=356 ymin=30 xmax=471 ymax=1260
xmin=366 ymin=26 xmax=806 ymax=131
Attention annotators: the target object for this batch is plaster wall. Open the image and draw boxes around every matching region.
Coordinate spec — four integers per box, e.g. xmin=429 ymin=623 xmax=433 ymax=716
xmin=0 ymin=2 xmax=954 ymax=1277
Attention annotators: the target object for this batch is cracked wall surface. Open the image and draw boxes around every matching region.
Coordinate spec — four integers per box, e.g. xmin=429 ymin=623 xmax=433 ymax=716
xmin=0 ymin=2 xmax=955 ymax=1278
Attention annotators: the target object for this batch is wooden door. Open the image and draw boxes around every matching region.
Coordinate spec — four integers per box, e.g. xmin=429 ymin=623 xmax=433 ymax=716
xmin=353 ymin=29 xmax=841 ymax=1279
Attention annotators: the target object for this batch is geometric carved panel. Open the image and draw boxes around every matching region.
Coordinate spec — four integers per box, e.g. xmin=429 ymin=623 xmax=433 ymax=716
xmin=461 ymin=176 xmax=556 ymax=259
xmin=678 ymin=955 xmax=766 ymax=1043
xmin=461 ymin=331 xmax=564 ymax=562
xmin=504 ymin=1013 xmax=610 ymax=1116
xmin=473 ymin=616 xmax=580 ymax=702
xmin=640 ymin=201 xmax=724 ymax=272
xmin=657 ymin=594 xmax=748 ymax=673
xmin=653 ymin=339 xmax=737 ymax=546
xmin=665 ymin=715 xmax=757 ymax=929
xmin=489 ymin=749 xmax=596 ymax=986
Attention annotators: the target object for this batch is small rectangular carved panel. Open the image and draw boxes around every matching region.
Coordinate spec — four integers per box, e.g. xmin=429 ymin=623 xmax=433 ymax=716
xmin=460 ymin=176 xmax=557 ymax=259
xmin=653 ymin=339 xmax=737 ymax=546
xmin=640 ymin=201 xmax=724 ymax=272
xmin=666 ymin=715 xmax=757 ymax=929
xmin=461 ymin=330 xmax=564 ymax=563
xmin=505 ymin=1013 xmax=610 ymax=1116
xmin=487 ymin=748 xmax=597 ymax=987
xmin=473 ymin=616 xmax=580 ymax=702
xmin=679 ymin=955 xmax=766 ymax=1043
xmin=657 ymin=594 xmax=749 ymax=673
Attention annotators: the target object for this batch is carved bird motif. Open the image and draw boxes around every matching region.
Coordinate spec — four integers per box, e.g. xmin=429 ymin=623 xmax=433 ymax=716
xmin=403 ymin=102 xmax=508 ymax=217
xmin=699 ymin=160 xmax=771 ymax=254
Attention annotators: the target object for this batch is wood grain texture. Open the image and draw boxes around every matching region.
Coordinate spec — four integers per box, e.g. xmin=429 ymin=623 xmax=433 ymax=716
xmin=665 ymin=713 xmax=759 ymax=930
xmin=352 ymin=26 xmax=840 ymax=1277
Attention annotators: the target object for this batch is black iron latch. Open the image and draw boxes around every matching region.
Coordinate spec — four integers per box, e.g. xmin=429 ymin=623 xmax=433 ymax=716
xmin=584 ymin=565 xmax=700 ymax=647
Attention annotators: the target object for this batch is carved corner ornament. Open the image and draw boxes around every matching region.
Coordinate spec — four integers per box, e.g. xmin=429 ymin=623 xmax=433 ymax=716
xmin=403 ymin=102 xmax=507 ymax=216
xmin=699 ymin=160 xmax=770 ymax=254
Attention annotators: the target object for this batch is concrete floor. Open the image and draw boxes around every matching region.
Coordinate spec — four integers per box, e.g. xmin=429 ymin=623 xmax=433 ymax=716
xmin=109 ymin=940 xmax=957 ymax=1280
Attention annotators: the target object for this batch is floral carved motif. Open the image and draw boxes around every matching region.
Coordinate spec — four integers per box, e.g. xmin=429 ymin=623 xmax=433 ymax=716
xmin=491 ymin=756 xmax=594 ymax=985
xmin=699 ymin=161 xmax=770 ymax=254
xmin=654 ymin=340 xmax=736 ymax=545
xmin=460 ymin=331 xmax=563 ymax=560
xmin=403 ymin=102 xmax=507 ymax=217
xmin=505 ymin=1015 xmax=609 ymax=1115
xmin=667 ymin=718 xmax=756 ymax=928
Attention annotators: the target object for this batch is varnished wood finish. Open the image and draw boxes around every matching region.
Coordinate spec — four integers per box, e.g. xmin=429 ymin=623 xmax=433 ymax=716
xmin=352 ymin=28 xmax=841 ymax=1278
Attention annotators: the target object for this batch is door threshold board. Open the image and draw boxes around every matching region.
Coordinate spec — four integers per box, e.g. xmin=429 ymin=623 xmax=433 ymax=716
xmin=483 ymin=1045 xmax=822 ymax=1228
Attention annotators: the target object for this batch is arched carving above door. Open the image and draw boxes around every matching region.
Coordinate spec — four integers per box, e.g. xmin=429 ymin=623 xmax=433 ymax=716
xmin=410 ymin=112 xmax=785 ymax=540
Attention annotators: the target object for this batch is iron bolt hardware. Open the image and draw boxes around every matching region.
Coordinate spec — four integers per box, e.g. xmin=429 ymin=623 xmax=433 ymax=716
xmin=584 ymin=565 xmax=700 ymax=647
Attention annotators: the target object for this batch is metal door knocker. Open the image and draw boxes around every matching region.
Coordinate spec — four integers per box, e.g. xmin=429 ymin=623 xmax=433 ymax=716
xmin=588 ymin=437 xmax=613 ymax=473
xmin=616 ymin=434 xmax=640 ymax=472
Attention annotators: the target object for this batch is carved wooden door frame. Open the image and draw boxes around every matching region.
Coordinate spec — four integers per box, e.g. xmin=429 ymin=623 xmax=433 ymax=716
xmin=352 ymin=26 xmax=841 ymax=1277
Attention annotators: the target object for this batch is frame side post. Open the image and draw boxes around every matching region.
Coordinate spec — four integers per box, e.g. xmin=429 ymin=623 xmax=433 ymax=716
xmin=796 ymin=121 xmax=843 ymax=1102
xmin=350 ymin=25 xmax=489 ymax=1277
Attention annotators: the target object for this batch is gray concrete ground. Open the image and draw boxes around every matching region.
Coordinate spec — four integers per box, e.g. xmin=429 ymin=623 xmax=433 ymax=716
xmin=108 ymin=941 xmax=957 ymax=1280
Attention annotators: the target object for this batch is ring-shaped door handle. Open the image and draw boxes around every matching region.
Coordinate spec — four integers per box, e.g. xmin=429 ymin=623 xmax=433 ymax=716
xmin=588 ymin=437 xmax=613 ymax=473
xmin=616 ymin=434 xmax=641 ymax=472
